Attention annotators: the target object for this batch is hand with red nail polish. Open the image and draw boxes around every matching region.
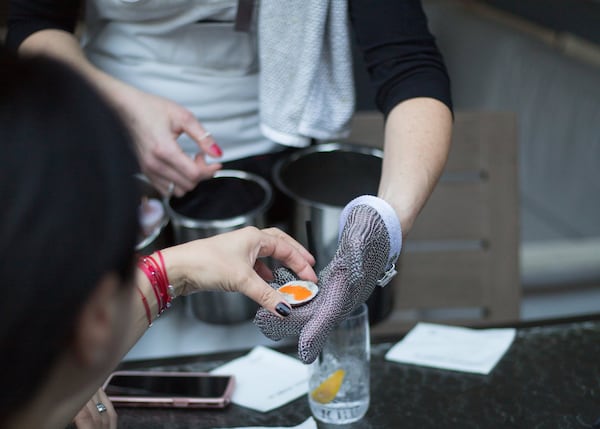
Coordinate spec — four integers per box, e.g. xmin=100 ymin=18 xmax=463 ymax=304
xmin=94 ymin=81 xmax=223 ymax=198
xmin=209 ymin=143 xmax=223 ymax=158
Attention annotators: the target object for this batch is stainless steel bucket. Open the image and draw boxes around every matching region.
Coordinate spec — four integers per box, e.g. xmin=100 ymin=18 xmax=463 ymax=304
xmin=273 ymin=143 xmax=393 ymax=324
xmin=164 ymin=170 xmax=272 ymax=324
xmin=135 ymin=175 xmax=172 ymax=256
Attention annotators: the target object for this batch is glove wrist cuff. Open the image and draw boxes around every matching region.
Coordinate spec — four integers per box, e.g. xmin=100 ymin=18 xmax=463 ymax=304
xmin=340 ymin=195 xmax=402 ymax=283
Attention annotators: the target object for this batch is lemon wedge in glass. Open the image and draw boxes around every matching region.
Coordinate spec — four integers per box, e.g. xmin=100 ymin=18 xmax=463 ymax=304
xmin=310 ymin=369 xmax=346 ymax=404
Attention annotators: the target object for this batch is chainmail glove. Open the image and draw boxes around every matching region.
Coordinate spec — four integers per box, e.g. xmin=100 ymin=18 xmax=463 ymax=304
xmin=255 ymin=195 xmax=402 ymax=363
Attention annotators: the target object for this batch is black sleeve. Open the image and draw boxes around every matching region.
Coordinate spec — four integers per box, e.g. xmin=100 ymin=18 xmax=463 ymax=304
xmin=6 ymin=0 xmax=82 ymax=52
xmin=349 ymin=0 xmax=453 ymax=116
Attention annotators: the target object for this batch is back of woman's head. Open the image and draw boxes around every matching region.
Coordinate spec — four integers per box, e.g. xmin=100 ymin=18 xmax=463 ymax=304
xmin=0 ymin=48 xmax=140 ymax=420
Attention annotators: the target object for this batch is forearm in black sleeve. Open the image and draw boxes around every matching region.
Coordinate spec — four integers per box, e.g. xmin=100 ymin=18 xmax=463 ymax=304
xmin=349 ymin=0 xmax=453 ymax=116
xmin=6 ymin=0 xmax=82 ymax=51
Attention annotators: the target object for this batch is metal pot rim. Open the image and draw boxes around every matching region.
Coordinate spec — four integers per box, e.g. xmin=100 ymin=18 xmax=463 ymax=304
xmin=273 ymin=142 xmax=383 ymax=210
xmin=134 ymin=174 xmax=170 ymax=251
xmin=164 ymin=169 xmax=273 ymax=228
xmin=135 ymin=214 xmax=169 ymax=251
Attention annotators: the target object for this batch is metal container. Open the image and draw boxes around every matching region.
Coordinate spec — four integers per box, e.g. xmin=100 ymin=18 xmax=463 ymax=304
xmin=273 ymin=143 xmax=393 ymax=324
xmin=165 ymin=170 xmax=272 ymax=324
xmin=135 ymin=175 xmax=172 ymax=256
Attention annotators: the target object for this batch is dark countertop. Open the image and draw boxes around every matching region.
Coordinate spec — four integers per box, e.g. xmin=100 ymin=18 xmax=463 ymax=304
xmin=114 ymin=315 xmax=600 ymax=429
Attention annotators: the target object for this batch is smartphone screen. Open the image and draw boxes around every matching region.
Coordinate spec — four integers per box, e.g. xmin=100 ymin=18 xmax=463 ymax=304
xmin=103 ymin=371 xmax=234 ymax=408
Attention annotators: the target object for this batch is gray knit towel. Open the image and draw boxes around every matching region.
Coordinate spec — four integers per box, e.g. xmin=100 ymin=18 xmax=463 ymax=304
xmin=258 ymin=0 xmax=355 ymax=147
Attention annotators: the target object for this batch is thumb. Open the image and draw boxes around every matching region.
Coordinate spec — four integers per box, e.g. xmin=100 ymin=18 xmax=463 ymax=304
xmin=254 ymin=307 xmax=289 ymax=341
xmin=298 ymin=313 xmax=336 ymax=364
xmin=193 ymin=153 xmax=222 ymax=178
xmin=242 ymin=272 xmax=292 ymax=319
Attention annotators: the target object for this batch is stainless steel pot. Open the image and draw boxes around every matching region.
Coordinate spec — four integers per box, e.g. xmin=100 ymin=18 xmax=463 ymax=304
xmin=273 ymin=143 xmax=393 ymax=324
xmin=164 ymin=170 xmax=273 ymax=324
xmin=165 ymin=169 xmax=272 ymax=243
xmin=135 ymin=175 xmax=172 ymax=256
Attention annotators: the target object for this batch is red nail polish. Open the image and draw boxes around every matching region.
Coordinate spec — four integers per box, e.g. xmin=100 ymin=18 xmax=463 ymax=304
xmin=210 ymin=143 xmax=223 ymax=157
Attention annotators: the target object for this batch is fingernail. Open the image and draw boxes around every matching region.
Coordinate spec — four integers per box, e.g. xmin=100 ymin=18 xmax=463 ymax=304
xmin=276 ymin=302 xmax=291 ymax=317
xmin=210 ymin=143 xmax=223 ymax=157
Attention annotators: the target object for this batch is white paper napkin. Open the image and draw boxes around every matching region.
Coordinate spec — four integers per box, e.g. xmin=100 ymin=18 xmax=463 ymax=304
xmin=385 ymin=322 xmax=516 ymax=375
xmin=212 ymin=417 xmax=317 ymax=429
xmin=210 ymin=346 xmax=309 ymax=412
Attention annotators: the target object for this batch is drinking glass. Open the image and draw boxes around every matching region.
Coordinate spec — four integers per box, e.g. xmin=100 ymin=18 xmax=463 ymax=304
xmin=308 ymin=303 xmax=370 ymax=424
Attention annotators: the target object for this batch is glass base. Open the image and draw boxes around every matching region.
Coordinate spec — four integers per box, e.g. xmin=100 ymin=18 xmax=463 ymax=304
xmin=310 ymin=400 xmax=369 ymax=424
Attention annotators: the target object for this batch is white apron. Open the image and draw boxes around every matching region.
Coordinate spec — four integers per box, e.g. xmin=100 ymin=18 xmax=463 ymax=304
xmin=82 ymin=0 xmax=281 ymax=162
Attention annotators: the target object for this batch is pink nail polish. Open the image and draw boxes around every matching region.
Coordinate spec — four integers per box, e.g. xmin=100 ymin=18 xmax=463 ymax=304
xmin=210 ymin=143 xmax=223 ymax=157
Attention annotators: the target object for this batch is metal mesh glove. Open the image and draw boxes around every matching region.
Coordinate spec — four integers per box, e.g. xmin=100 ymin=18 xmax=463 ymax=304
xmin=255 ymin=195 xmax=401 ymax=363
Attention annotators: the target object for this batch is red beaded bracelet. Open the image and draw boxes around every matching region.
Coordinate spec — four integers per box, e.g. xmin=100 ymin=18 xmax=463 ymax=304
xmin=148 ymin=252 xmax=173 ymax=309
xmin=138 ymin=256 xmax=163 ymax=311
xmin=137 ymin=250 xmax=173 ymax=318
xmin=156 ymin=250 xmax=176 ymax=300
xmin=136 ymin=285 xmax=153 ymax=327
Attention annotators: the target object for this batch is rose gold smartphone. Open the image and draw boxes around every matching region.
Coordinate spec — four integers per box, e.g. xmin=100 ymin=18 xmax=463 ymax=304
xmin=102 ymin=370 xmax=235 ymax=408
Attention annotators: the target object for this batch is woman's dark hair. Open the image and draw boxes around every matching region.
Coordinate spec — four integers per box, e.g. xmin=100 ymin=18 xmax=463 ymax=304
xmin=0 ymin=48 xmax=140 ymax=420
